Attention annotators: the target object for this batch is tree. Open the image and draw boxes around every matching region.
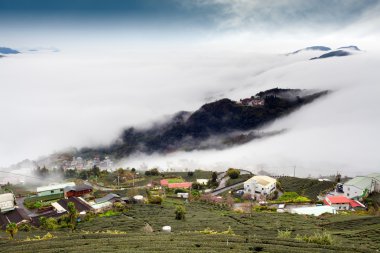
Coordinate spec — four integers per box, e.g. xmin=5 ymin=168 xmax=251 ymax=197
xmin=6 ymin=222 xmax=18 ymax=240
xmin=90 ymin=165 xmax=101 ymax=177
xmin=145 ymin=168 xmax=159 ymax=176
xmin=67 ymin=202 xmax=78 ymax=232
xmin=211 ymin=172 xmax=218 ymax=183
xmin=227 ymin=168 xmax=240 ymax=179
xmin=175 ymin=205 xmax=186 ymax=220
xmin=131 ymin=168 xmax=136 ymax=173
xmin=187 ymin=171 xmax=194 ymax=177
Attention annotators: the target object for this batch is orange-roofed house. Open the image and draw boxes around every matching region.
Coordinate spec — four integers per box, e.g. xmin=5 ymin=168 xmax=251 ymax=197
xmin=323 ymin=195 xmax=365 ymax=211
xmin=160 ymin=179 xmax=169 ymax=187
xmin=168 ymin=182 xmax=192 ymax=189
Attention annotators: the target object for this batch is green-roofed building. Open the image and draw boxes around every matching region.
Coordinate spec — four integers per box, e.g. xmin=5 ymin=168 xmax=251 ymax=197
xmin=343 ymin=173 xmax=380 ymax=200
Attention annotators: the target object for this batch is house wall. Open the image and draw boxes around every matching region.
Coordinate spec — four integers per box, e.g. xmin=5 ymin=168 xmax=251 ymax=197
xmin=343 ymin=185 xmax=364 ymax=199
xmin=244 ymin=181 xmax=276 ymax=196
xmin=331 ymin=203 xmax=350 ymax=211
xmin=37 ymin=188 xmax=64 ymax=197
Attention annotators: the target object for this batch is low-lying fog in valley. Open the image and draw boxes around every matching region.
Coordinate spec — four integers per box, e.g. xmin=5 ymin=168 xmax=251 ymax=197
xmin=1 ymin=44 xmax=379 ymax=178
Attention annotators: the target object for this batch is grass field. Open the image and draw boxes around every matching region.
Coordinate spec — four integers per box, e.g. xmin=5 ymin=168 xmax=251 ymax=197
xmin=278 ymin=177 xmax=336 ymax=201
xmin=0 ymin=198 xmax=379 ymax=252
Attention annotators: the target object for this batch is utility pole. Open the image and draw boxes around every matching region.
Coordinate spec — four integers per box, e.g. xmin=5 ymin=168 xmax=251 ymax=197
xmin=293 ymin=166 xmax=296 ymax=177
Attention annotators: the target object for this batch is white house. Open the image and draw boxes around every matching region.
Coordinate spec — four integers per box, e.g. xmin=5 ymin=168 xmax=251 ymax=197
xmin=244 ymin=175 xmax=277 ymax=197
xmin=36 ymin=182 xmax=76 ymax=197
xmin=196 ymin=179 xmax=209 ymax=185
xmin=0 ymin=193 xmax=16 ymax=213
xmin=343 ymin=173 xmax=380 ymax=199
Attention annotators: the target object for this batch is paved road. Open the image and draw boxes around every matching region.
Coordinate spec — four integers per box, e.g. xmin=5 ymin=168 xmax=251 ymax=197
xmin=214 ymin=170 xmax=252 ymax=191
xmin=15 ymin=196 xmax=35 ymax=216
xmin=211 ymin=182 xmax=245 ymax=196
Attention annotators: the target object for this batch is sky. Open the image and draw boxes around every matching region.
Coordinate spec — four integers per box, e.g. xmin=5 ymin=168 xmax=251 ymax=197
xmin=1 ymin=0 xmax=380 ymax=176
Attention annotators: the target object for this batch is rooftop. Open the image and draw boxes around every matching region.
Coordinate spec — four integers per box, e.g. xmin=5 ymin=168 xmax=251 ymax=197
xmin=37 ymin=182 xmax=76 ymax=192
xmin=168 ymin=182 xmax=192 ymax=189
xmin=95 ymin=193 xmax=120 ymax=204
xmin=0 ymin=208 xmax=30 ymax=230
xmin=57 ymin=197 xmax=93 ymax=213
xmin=291 ymin=206 xmax=336 ymax=216
xmin=245 ymin=175 xmax=277 ymax=187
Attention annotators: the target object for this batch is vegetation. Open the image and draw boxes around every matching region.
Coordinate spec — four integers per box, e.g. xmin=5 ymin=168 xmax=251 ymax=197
xmin=226 ymin=168 xmax=240 ymax=179
xmin=5 ymin=223 xmax=18 ymax=240
xmin=175 ymin=205 xmax=186 ymax=220
xmin=226 ymin=173 xmax=252 ymax=186
xmin=278 ymin=177 xmax=336 ymax=201
xmin=277 ymin=192 xmax=310 ymax=203
xmin=67 ymin=202 xmax=78 ymax=232
xmin=0 ymin=198 xmax=379 ymax=252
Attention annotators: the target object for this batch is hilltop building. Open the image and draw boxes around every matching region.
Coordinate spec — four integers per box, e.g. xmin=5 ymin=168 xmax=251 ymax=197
xmin=343 ymin=173 xmax=380 ymax=199
xmin=244 ymin=175 xmax=277 ymax=197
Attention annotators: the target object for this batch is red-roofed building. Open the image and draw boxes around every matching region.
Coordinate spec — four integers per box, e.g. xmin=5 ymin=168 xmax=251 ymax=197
xmin=324 ymin=195 xmax=365 ymax=210
xmin=160 ymin=179 xmax=169 ymax=187
xmin=168 ymin=182 xmax=192 ymax=189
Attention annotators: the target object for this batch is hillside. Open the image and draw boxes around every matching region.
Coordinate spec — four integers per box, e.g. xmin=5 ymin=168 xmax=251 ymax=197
xmin=0 ymin=199 xmax=378 ymax=252
xmin=72 ymin=88 xmax=328 ymax=161
xmin=278 ymin=177 xmax=336 ymax=201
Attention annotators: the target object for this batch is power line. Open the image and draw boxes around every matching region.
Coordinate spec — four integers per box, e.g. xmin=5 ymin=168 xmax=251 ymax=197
xmin=0 ymin=170 xmax=41 ymax=180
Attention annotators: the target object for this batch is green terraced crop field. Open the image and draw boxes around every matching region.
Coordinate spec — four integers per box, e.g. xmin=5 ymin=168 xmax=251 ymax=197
xmin=0 ymin=199 xmax=379 ymax=252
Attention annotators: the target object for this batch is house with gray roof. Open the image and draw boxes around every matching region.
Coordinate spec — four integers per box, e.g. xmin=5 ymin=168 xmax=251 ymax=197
xmin=343 ymin=173 xmax=380 ymax=199
xmin=0 ymin=193 xmax=16 ymax=213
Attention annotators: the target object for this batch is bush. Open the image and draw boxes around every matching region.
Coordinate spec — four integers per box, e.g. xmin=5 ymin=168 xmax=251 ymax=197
xmin=277 ymin=192 xmax=310 ymax=203
xmin=254 ymin=206 xmax=277 ymax=212
xmin=18 ymin=223 xmax=32 ymax=232
xmin=113 ymin=202 xmax=125 ymax=211
xmin=145 ymin=168 xmax=159 ymax=176
xmin=175 ymin=205 xmax=186 ymax=220
xmin=148 ymin=196 xmax=163 ymax=205
xmin=296 ymin=232 xmax=334 ymax=245
xmin=142 ymin=223 xmax=153 ymax=233
xmin=277 ymin=229 xmax=292 ymax=239
xmin=227 ymin=168 xmax=240 ymax=179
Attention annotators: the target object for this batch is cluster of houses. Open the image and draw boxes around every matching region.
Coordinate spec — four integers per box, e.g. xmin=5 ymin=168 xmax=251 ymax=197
xmin=237 ymin=96 xmax=265 ymax=107
xmin=243 ymin=173 xmax=380 ymax=216
xmin=0 ymin=181 xmax=129 ymax=230
xmin=60 ymin=156 xmax=114 ymax=171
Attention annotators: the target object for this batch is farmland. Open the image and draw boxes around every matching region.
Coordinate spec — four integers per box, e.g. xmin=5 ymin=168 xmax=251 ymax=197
xmin=0 ymin=199 xmax=379 ymax=252
xmin=278 ymin=177 xmax=336 ymax=201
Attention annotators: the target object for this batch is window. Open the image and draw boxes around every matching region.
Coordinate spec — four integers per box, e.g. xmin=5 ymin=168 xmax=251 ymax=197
xmin=347 ymin=193 xmax=350 ymax=197
xmin=60 ymin=189 xmax=63 ymax=192
xmin=51 ymin=190 xmax=54 ymax=193
xmin=348 ymin=187 xmax=350 ymax=191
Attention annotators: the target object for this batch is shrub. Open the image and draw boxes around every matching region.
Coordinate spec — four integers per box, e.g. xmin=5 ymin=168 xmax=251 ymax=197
xmin=19 ymin=223 xmax=32 ymax=232
xmin=148 ymin=196 xmax=163 ymax=205
xmin=113 ymin=202 xmax=125 ymax=211
xmin=142 ymin=223 xmax=153 ymax=233
xmin=304 ymin=232 xmax=334 ymax=245
xmin=175 ymin=205 xmax=186 ymax=220
xmin=83 ymin=211 xmax=96 ymax=222
xmin=227 ymin=168 xmax=240 ymax=179
xmin=277 ymin=229 xmax=292 ymax=239
xmin=6 ymin=222 xmax=18 ymax=240
xmin=277 ymin=192 xmax=310 ymax=203
xmin=145 ymin=168 xmax=159 ymax=176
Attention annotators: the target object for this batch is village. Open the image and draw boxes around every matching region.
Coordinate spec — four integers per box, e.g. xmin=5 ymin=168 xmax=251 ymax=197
xmin=0 ymin=164 xmax=379 ymax=252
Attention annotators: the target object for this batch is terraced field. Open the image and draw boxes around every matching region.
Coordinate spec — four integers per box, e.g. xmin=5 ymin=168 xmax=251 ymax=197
xmin=0 ymin=199 xmax=378 ymax=252
xmin=278 ymin=177 xmax=336 ymax=201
